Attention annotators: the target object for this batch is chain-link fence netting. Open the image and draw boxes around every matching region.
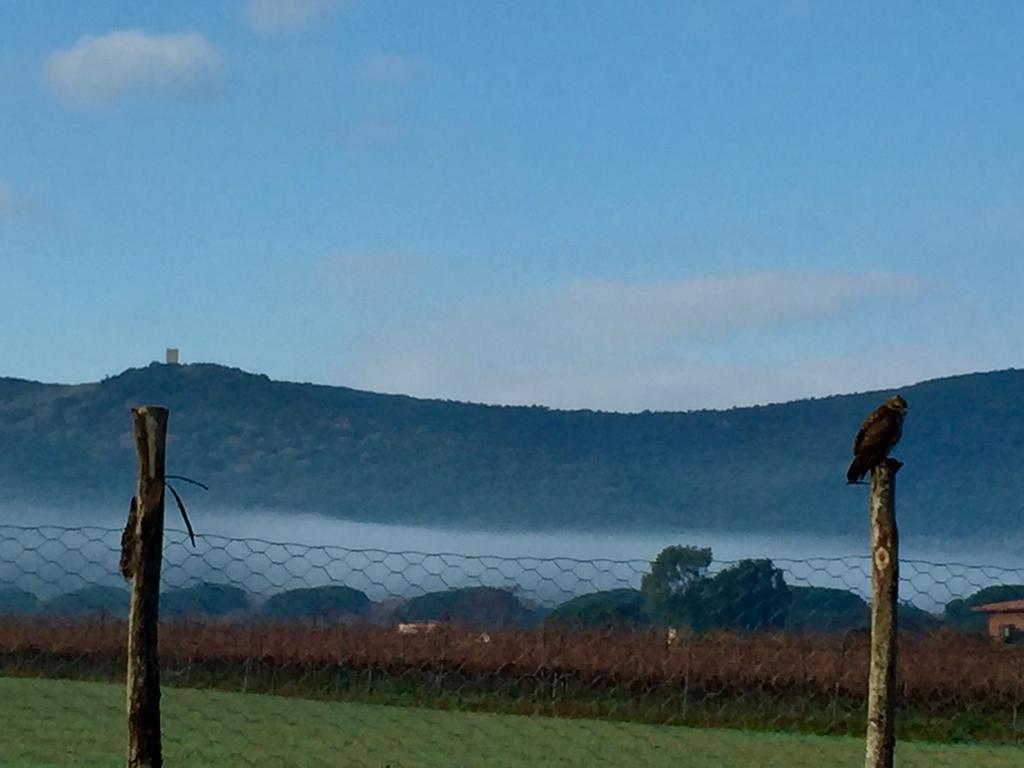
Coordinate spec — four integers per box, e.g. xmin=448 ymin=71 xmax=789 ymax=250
xmin=1 ymin=524 xmax=1022 ymax=767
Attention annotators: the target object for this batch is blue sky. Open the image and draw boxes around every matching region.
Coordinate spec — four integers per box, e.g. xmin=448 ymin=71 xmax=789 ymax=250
xmin=1 ymin=1 xmax=1022 ymax=411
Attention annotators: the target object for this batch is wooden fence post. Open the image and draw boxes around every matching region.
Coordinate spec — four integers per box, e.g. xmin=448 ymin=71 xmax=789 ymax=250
xmin=121 ymin=406 xmax=168 ymax=768
xmin=864 ymin=458 xmax=901 ymax=768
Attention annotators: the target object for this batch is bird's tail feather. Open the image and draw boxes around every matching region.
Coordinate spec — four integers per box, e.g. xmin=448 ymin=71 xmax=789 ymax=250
xmin=847 ymin=457 xmax=869 ymax=484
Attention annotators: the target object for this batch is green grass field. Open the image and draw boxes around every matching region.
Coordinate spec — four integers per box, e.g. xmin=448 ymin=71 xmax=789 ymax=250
xmin=2 ymin=676 xmax=1021 ymax=767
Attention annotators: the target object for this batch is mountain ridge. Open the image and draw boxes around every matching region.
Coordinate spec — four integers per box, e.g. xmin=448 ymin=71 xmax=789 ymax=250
xmin=4 ymin=360 xmax=996 ymax=413
xmin=1 ymin=362 xmax=1021 ymax=538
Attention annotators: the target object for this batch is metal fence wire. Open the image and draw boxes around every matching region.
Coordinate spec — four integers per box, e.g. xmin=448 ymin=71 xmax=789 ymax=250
xmin=1 ymin=524 xmax=1023 ymax=767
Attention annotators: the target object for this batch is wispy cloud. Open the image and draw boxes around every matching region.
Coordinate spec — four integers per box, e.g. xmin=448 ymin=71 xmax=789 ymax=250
xmin=355 ymin=53 xmax=414 ymax=86
xmin=45 ymin=30 xmax=223 ymax=106
xmin=536 ymin=272 xmax=922 ymax=351
xmin=243 ymin=0 xmax=343 ymax=31
xmin=347 ymin=271 xmax=928 ymax=411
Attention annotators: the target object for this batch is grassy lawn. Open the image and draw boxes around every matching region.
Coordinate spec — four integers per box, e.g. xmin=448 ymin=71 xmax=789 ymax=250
xmin=2 ymin=676 xmax=1021 ymax=768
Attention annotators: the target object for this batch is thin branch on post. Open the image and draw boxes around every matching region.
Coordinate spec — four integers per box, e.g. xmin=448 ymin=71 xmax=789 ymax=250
xmin=123 ymin=406 xmax=168 ymax=768
xmin=864 ymin=457 xmax=901 ymax=768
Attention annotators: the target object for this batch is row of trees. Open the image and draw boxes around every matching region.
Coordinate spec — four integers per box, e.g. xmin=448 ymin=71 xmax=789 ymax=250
xmin=2 ymin=544 xmax=1020 ymax=635
xmin=0 ymin=581 xmax=536 ymax=627
xmin=0 ymin=583 xmax=370 ymax=622
xmin=549 ymin=547 xmax=855 ymax=633
xmin=552 ymin=545 xmax=1021 ymax=635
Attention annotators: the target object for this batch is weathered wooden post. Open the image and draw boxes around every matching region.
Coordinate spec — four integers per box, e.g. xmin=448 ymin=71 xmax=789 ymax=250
xmin=864 ymin=458 xmax=901 ymax=768
xmin=120 ymin=406 xmax=168 ymax=768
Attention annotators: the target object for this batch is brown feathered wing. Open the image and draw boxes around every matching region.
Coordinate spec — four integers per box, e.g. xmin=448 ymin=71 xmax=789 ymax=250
xmin=846 ymin=406 xmax=903 ymax=484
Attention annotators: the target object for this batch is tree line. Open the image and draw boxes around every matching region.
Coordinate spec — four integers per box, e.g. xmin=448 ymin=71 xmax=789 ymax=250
xmin=1 ymin=544 xmax=1019 ymax=637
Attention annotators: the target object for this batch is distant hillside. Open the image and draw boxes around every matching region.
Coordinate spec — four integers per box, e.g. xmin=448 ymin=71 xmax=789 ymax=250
xmin=1 ymin=363 xmax=1022 ymax=537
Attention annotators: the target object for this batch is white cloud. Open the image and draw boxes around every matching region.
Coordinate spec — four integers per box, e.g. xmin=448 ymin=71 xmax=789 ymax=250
xmin=45 ymin=30 xmax=223 ymax=105
xmin=346 ymin=271 xmax=931 ymax=411
xmin=355 ymin=53 xmax=414 ymax=86
xmin=244 ymin=0 xmax=342 ymax=31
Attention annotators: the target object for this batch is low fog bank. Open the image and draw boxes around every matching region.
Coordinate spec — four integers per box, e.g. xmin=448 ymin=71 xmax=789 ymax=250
xmin=1 ymin=505 xmax=1021 ymax=612
xmin=3 ymin=503 xmax=1020 ymax=566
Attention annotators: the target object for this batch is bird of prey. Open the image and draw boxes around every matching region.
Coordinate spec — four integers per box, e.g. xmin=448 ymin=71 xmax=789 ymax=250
xmin=846 ymin=395 xmax=908 ymax=484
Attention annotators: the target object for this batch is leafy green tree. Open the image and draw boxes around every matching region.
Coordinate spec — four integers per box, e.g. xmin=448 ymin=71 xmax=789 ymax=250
xmin=641 ymin=545 xmax=712 ymax=625
xmin=162 ymin=582 xmax=249 ymax=618
xmin=262 ymin=585 xmax=371 ymax=621
xmin=786 ymin=586 xmax=868 ymax=633
xmin=545 ymin=589 xmax=648 ymax=630
xmin=0 ymin=587 xmax=39 ymax=615
xmin=694 ymin=559 xmax=791 ymax=632
xmin=943 ymin=584 xmax=1024 ymax=633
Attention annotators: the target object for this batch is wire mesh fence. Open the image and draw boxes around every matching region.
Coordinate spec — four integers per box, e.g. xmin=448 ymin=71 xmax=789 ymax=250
xmin=1 ymin=523 xmax=1023 ymax=767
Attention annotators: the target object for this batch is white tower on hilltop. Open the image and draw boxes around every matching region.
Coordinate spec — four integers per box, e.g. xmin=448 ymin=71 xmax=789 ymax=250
xmin=165 ymin=347 xmax=180 ymax=364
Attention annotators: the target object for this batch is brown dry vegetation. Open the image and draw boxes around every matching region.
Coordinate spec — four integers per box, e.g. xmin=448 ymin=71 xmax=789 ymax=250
xmin=2 ymin=618 xmax=1022 ymax=740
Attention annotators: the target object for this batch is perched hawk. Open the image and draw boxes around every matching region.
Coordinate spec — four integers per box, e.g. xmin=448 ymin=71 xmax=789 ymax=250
xmin=846 ymin=395 xmax=908 ymax=484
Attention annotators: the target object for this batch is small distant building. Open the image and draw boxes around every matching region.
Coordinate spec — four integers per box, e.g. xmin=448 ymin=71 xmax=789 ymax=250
xmin=972 ymin=600 xmax=1024 ymax=643
xmin=166 ymin=347 xmax=180 ymax=364
xmin=396 ymin=621 xmax=443 ymax=635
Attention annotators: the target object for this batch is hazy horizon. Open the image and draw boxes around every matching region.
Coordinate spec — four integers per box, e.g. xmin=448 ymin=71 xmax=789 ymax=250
xmin=2 ymin=359 xmax=1017 ymax=416
xmin=2 ymin=504 xmax=1022 ymax=614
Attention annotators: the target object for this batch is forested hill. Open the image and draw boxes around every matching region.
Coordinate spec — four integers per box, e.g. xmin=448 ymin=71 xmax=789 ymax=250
xmin=1 ymin=363 xmax=1022 ymax=537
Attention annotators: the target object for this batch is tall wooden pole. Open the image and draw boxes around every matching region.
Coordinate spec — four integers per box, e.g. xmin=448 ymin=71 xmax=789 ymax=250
xmin=864 ymin=458 xmax=901 ymax=768
xmin=122 ymin=406 xmax=168 ymax=768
